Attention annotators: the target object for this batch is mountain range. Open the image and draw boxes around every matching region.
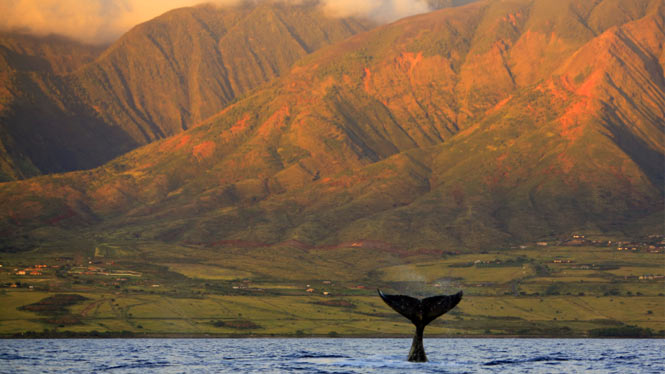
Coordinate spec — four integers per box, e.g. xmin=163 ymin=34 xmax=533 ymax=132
xmin=1 ymin=0 xmax=663 ymax=252
xmin=0 ymin=0 xmax=374 ymax=181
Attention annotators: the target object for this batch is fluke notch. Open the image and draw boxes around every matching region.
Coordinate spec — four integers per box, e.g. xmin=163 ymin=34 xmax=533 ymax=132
xmin=378 ymin=290 xmax=462 ymax=362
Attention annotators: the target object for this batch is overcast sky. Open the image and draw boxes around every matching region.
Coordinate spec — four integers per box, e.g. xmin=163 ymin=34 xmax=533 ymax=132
xmin=0 ymin=0 xmax=432 ymax=44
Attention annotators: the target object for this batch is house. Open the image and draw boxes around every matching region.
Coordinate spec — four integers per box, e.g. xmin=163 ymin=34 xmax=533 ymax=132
xmin=618 ymin=245 xmax=639 ymax=251
xmin=306 ymin=288 xmax=315 ymax=293
xmin=639 ymin=274 xmax=664 ymax=280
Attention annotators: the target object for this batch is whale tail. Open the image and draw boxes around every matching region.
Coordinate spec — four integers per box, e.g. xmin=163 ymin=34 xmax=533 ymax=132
xmin=378 ymin=290 xmax=463 ymax=362
xmin=377 ymin=290 xmax=463 ymax=327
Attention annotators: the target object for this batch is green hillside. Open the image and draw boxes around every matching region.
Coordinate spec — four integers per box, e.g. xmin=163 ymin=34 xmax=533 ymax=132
xmin=0 ymin=239 xmax=663 ymax=338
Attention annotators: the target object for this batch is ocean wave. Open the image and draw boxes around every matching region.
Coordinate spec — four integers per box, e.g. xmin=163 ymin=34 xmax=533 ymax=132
xmin=484 ymin=354 xmax=571 ymax=366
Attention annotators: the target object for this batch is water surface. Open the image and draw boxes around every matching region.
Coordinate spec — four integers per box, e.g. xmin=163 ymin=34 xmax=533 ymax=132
xmin=1 ymin=338 xmax=662 ymax=373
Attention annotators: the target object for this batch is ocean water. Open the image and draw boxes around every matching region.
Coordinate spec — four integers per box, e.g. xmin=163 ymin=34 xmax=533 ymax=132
xmin=1 ymin=338 xmax=663 ymax=373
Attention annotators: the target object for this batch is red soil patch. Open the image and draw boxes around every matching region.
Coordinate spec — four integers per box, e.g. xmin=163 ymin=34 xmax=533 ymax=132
xmin=159 ymin=137 xmax=178 ymax=152
xmin=231 ymin=114 xmax=251 ymax=134
xmin=193 ymin=141 xmax=216 ymax=160
xmin=277 ymin=239 xmax=312 ymax=250
xmin=363 ymin=67 xmax=372 ymax=93
xmin=574 ymin=69 xmax=603 ymax=97
xmin=46 ymin=206 xmax=77 ymax=225
xmin=395 ymin=51 xmax=423 ymax=75
xmin=220 ymin=113 xmax=254 ymax=143
xmin=558 ymin=99 xmax=590 ymax=142
xmin=162 ymin=134 xmax=191 ymax=152
xmin=176 ymin=135 xmax=191 ymax=150
xmin=256 ymin=105 xmax=290 ymax=138
xmin=486 ymin=95 xmax=513 ymax=115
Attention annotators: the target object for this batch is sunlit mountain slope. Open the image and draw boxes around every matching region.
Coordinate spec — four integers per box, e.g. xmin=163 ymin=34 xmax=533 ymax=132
xmin=1 ymin=0 xmax=662 ymax=251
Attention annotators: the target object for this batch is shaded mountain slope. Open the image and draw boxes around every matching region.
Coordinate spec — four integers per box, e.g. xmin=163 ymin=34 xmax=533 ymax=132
xmin=1 ymin=0 xmax=663 ymax=251
xmin=0 ymin=33 xmax=107 ymax=181
xmin=0 ymin=33 xmax=105 ymax=74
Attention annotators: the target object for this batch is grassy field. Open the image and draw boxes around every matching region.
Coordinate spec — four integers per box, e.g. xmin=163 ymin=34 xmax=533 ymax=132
xmin=1 ymin=240 xmax=663 ymax=338
xmin=164 ymin=263 xmax=252 ymax=280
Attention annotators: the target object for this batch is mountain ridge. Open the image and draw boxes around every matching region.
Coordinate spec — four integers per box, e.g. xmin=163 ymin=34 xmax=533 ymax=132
xmin=0 ymin=0 xmax=663 ymax=252
xmin=0 ymin=0 xmax=377 ymax=181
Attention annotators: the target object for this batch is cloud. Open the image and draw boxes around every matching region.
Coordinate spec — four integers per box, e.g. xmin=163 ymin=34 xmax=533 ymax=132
xmin=0 ymin=0 xmax=432 ymax=45
xmin=321 ymin=0 xmax=430 ymax=23
xmin=0 ymin=0 xmax=214 ymax=44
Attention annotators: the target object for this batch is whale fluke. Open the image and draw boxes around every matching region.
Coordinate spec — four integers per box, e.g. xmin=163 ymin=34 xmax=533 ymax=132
xmin=378 ymin=289 xmax=462 ymax=362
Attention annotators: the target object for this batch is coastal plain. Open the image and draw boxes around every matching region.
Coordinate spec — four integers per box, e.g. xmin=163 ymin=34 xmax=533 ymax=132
xmin=1 ymin=238 xmax=662 ymax=338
